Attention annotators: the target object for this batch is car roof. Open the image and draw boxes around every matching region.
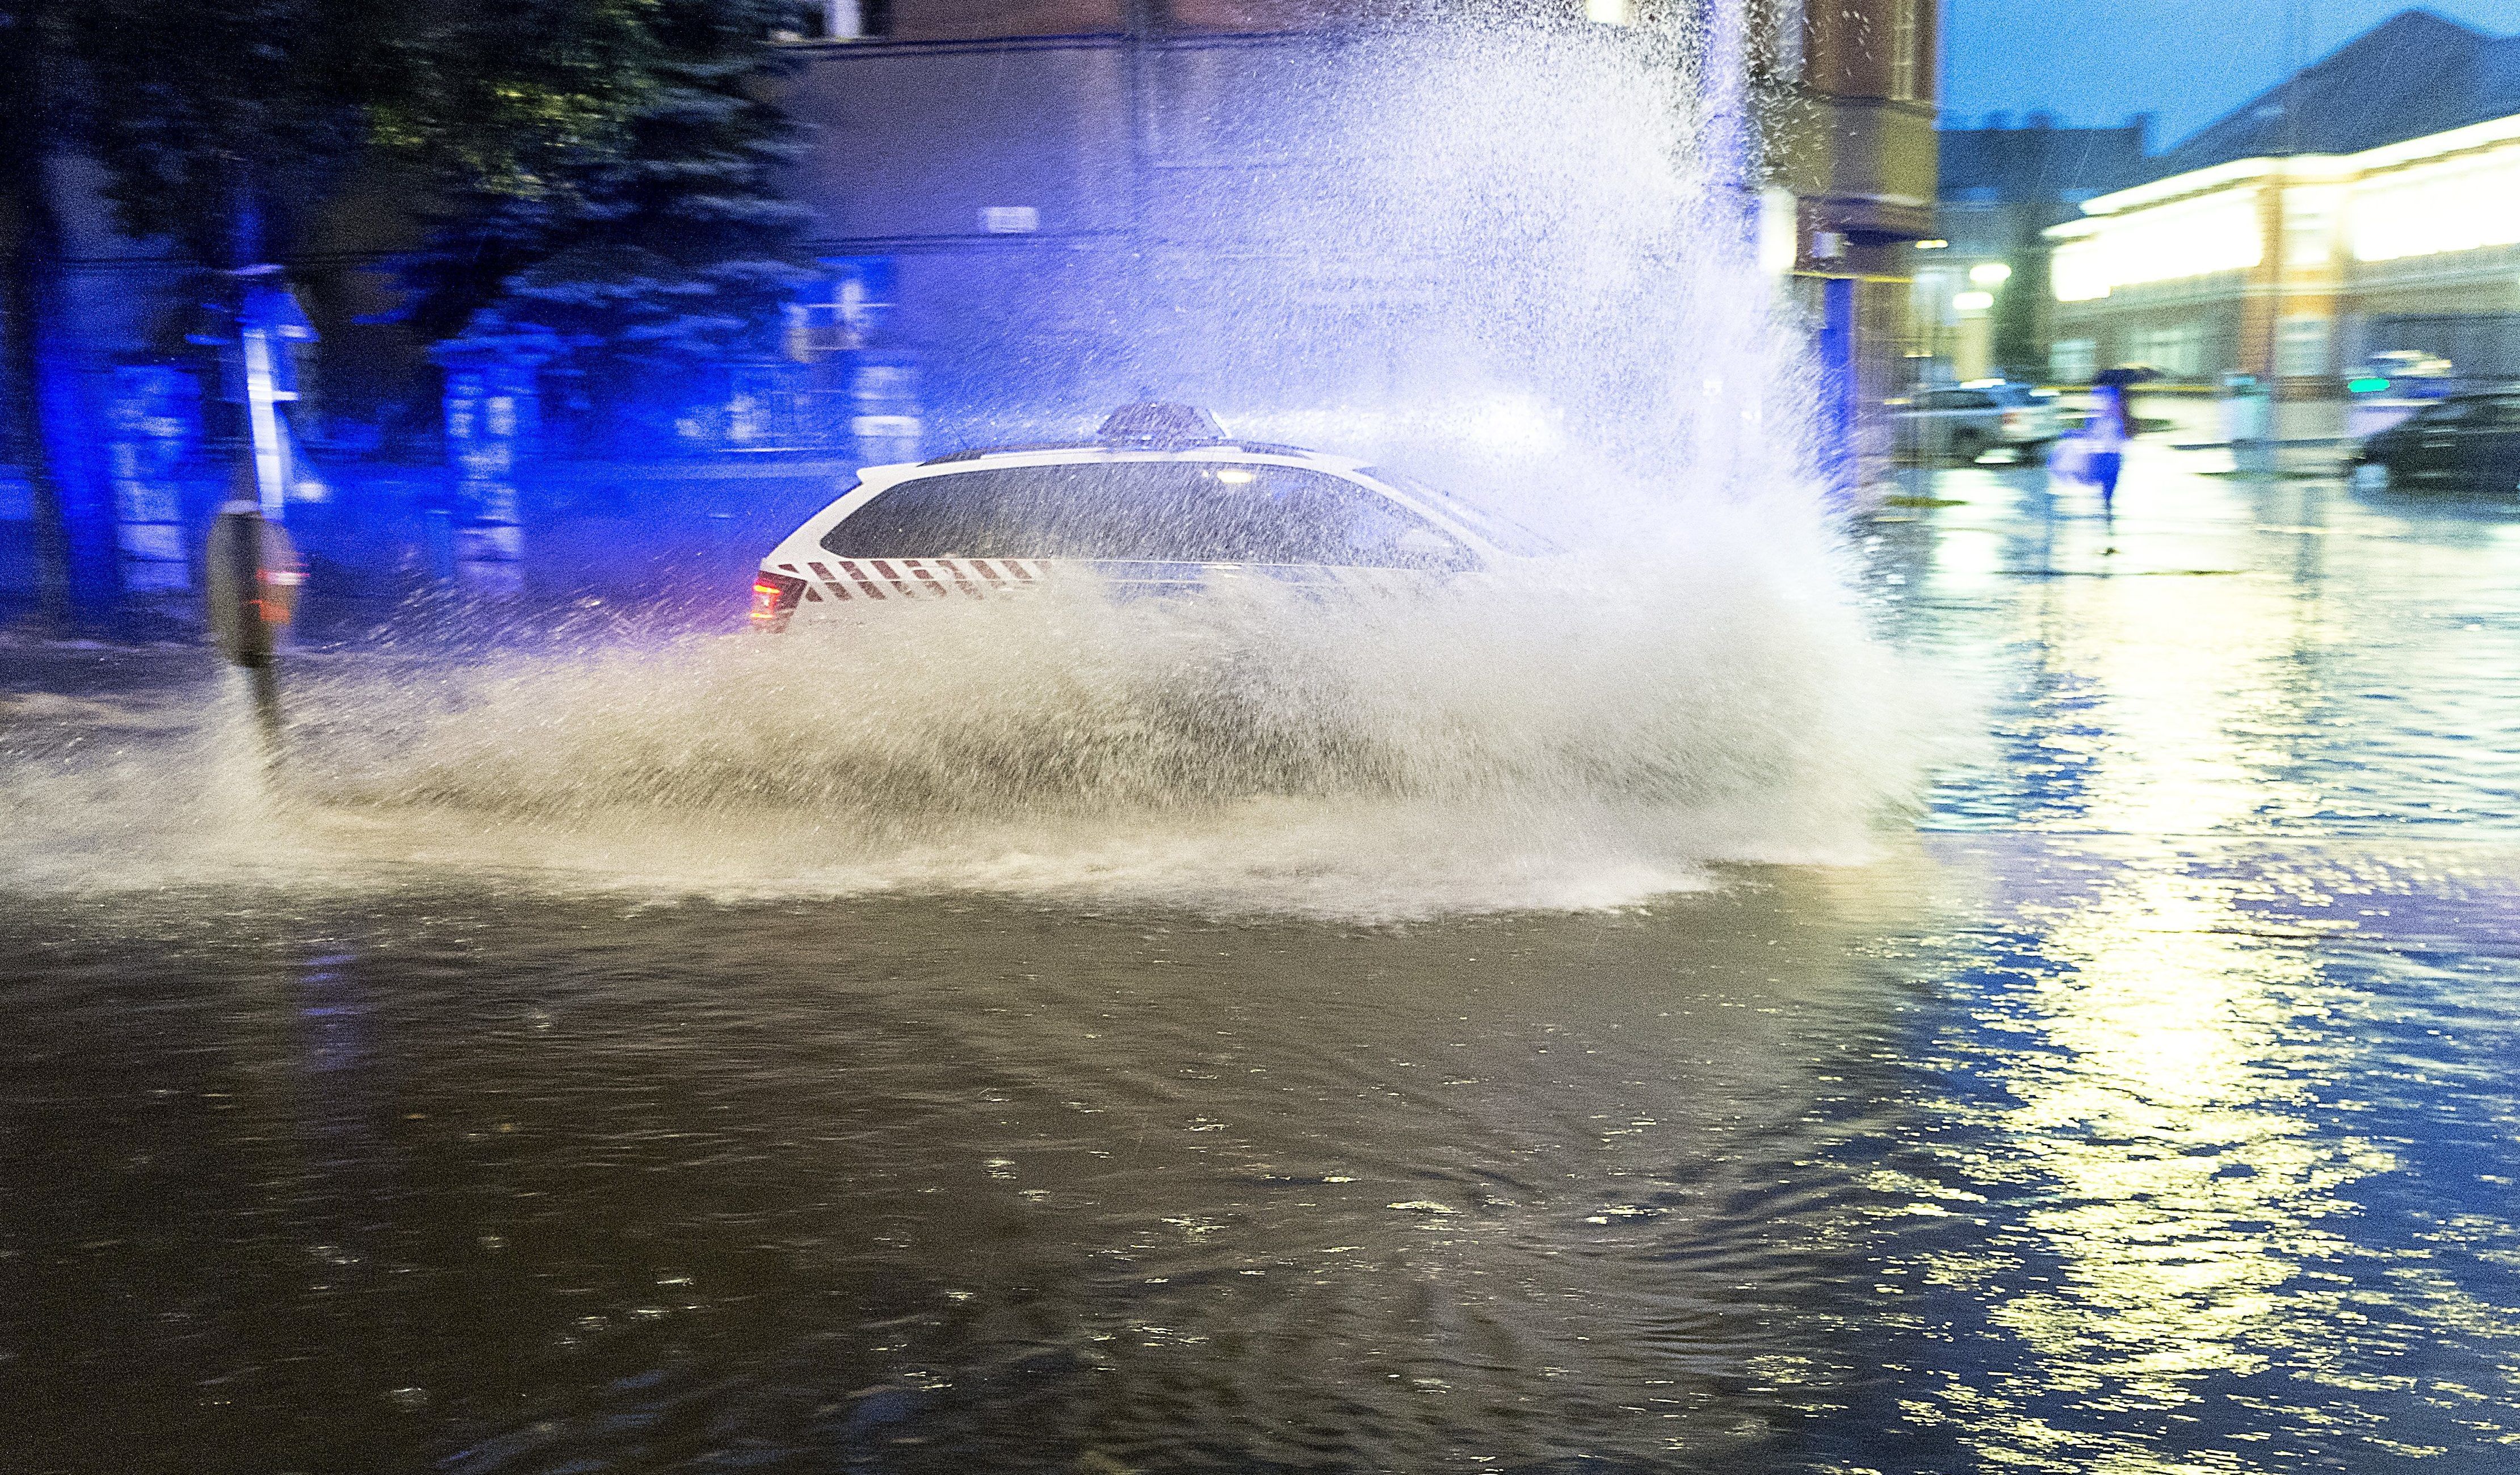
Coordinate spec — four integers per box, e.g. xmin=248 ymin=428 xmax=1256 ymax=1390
xmin=869 ymin=442 xmax=1371 ymax=485
xmin=827 ymin=403 xmax=1521 ymax=559
xmin=823 ymin=446 xmax=1518 ymax=559
xmin=921 ymin=437 xmax=1325 ymax=466
xmin=918 ymin=402 xmax=1325 ymax=466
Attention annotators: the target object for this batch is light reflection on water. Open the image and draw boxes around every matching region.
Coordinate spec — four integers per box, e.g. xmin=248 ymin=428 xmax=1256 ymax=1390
xmin=1903 ymin=450 xmax=2520 ymax=837
xmin=1869 ymin=454 xmax=2520 ymax=1470
xmin=1877 ymin=841 xmax=2520 ymax=1473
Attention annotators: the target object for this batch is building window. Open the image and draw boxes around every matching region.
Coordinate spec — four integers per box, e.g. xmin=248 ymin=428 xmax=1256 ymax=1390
xmin=2051 ymin=187 xmax=2263 ymax=301
xmin=2132 ymin=322 xmax=2207 ymax=378
xmin=1888 ymin=0 xmax=1920 ymax=102
xmin=1774 ymin=0 xmax=1805 ymax=79
xmin=2283 ymin=187 xmax=2342 ymax=267
xmin=2349 ymin=143 xmax=2520 ymax=263
xmin=793 ymin=0 xmax=889 ymax=39
xmin=2051 ymin=338 xmax=2098 ymax=383
xmin=784 ymin=258 xmax=896 ymax=360
xmin=2277 ymin=315 xmax=2332 ymax=376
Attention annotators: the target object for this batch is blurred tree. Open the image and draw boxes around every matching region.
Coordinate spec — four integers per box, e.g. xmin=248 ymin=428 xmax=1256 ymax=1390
xmin=0 ymin=0 xmax=809 ymax=617
xmin=61 ymin=0 xmax=385 ymax=269
xmin=406 ymin=0 xmax=815 ymax=453
xmin=1 ymin=0 xmax=81 ymax=623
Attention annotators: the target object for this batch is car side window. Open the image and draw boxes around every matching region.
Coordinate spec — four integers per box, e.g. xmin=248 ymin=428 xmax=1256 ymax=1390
xmin=821 ymin=463 xmax=1476 ymax=569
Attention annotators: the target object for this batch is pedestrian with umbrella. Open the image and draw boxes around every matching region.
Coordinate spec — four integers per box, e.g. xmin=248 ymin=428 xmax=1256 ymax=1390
xmin=2076 ymin=366 xmax=2153 ymax=519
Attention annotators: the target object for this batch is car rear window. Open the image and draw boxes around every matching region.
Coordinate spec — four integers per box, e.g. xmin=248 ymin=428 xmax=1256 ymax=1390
xmin=1358 ymin=466 xmax=1559 ymax=557
xmin=820 ymin=460 xmax=1472 ymax=568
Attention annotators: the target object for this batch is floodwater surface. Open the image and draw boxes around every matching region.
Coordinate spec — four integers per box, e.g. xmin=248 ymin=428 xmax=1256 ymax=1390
xmin=5 ymin=445 xmax=2520 ymax=1473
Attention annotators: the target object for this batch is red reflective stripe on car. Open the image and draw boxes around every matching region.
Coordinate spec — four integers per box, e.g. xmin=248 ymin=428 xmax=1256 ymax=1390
xmin=805 ymin=560 xmax=852 ymax=601
xmin=809 ymin=557 xmax=1050 ymax=597
xmin=780 ymin=560 xmax=822 ymax=604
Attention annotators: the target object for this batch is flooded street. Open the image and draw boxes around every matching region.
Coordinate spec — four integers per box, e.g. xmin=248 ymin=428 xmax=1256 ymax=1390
xmin=7 ymin=443 xmax=2520 ymax=1473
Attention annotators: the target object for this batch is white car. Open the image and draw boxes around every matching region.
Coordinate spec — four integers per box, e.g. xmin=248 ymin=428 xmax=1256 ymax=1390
xmin=749 ymin=404 xmax=1541 ymax=628
xmin=1889 ymin=380 xmax=2061 ymax=464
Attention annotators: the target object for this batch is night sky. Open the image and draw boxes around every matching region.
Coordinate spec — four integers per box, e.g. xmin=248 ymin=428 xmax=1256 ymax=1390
xmin=1941 ymin=0 xmax=2520 ymax=146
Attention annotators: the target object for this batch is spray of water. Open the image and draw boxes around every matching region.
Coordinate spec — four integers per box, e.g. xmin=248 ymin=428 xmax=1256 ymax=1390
xmin=0 ymin=21 xmax=1949 ymax=919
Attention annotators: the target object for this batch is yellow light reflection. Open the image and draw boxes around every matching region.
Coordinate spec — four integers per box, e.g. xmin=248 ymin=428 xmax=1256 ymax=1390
xmin=1940 ymin=547 xmax=2409 ymax=1468
xmin=2029 ymin=561 xmax=2326 ymax=833
xmin=1949 ymin=860 xmax=2399 ymax=1470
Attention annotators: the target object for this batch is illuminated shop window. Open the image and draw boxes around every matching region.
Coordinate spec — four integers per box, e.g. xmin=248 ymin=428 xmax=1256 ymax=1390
xmin=2052 ymin=188 xmax=2263 ymax=301
xmin=2350 ymin=146 xmax=2520 ymax=263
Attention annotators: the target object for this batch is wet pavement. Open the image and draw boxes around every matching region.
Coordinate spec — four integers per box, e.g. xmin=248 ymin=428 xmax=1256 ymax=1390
xmin=6 ymin=438 xmax=2520 ymax=1473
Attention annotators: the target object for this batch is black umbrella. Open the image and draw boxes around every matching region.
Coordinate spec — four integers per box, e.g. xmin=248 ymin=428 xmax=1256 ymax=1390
xmin=2094 ymin=366 xmax=2160 ymax=389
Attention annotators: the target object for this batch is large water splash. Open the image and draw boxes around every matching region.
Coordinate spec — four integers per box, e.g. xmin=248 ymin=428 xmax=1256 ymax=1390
xmin=0 ymin=20 xmax=1948 ymax=919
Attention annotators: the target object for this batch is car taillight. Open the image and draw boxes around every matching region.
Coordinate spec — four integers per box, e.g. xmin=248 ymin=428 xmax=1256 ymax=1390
xmin=750 ymin=569 xmax=807 ymax=630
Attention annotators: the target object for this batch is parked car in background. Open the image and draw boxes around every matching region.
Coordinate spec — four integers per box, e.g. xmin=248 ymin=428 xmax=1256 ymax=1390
xmin=2349 ymin=389 xmax=2520 ymax=495
xmin=2346 ymin=351 xmax=2463 ymax=440
xmin=1889 ymin=381 xmax=2060 ymax=464
xmin=2352 ymin=350 xmax=2459 ymax=399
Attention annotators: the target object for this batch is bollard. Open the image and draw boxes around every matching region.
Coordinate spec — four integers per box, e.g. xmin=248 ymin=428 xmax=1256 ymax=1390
xmin=205 ymin=502 xmax=303 ymax=753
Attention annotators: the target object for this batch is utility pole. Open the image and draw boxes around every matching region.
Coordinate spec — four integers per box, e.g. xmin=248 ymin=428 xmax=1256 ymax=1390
xmin=2 ymin=146 xmax=77 ymax=629
xmin=236 ymin=267 xmax=299 ymax=520
xmin=1 ymin=6 xmax=94 ymax=631
xmin=1701 ymin=0 xmax=1760 ymax=257
xmin=1122 ymin=0 xmax=1161 ymax=380
xmin=2267 ymin=0 xmax=2307 ymax=403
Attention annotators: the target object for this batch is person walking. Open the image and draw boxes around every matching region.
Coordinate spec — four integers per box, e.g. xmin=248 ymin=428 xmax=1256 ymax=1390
xmin=2084 ymin=378 xmax=2130 ymax=518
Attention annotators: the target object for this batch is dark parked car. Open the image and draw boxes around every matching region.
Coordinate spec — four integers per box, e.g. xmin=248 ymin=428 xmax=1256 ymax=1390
xmin=2351 ymin=391 xmax=2520 ymax=495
